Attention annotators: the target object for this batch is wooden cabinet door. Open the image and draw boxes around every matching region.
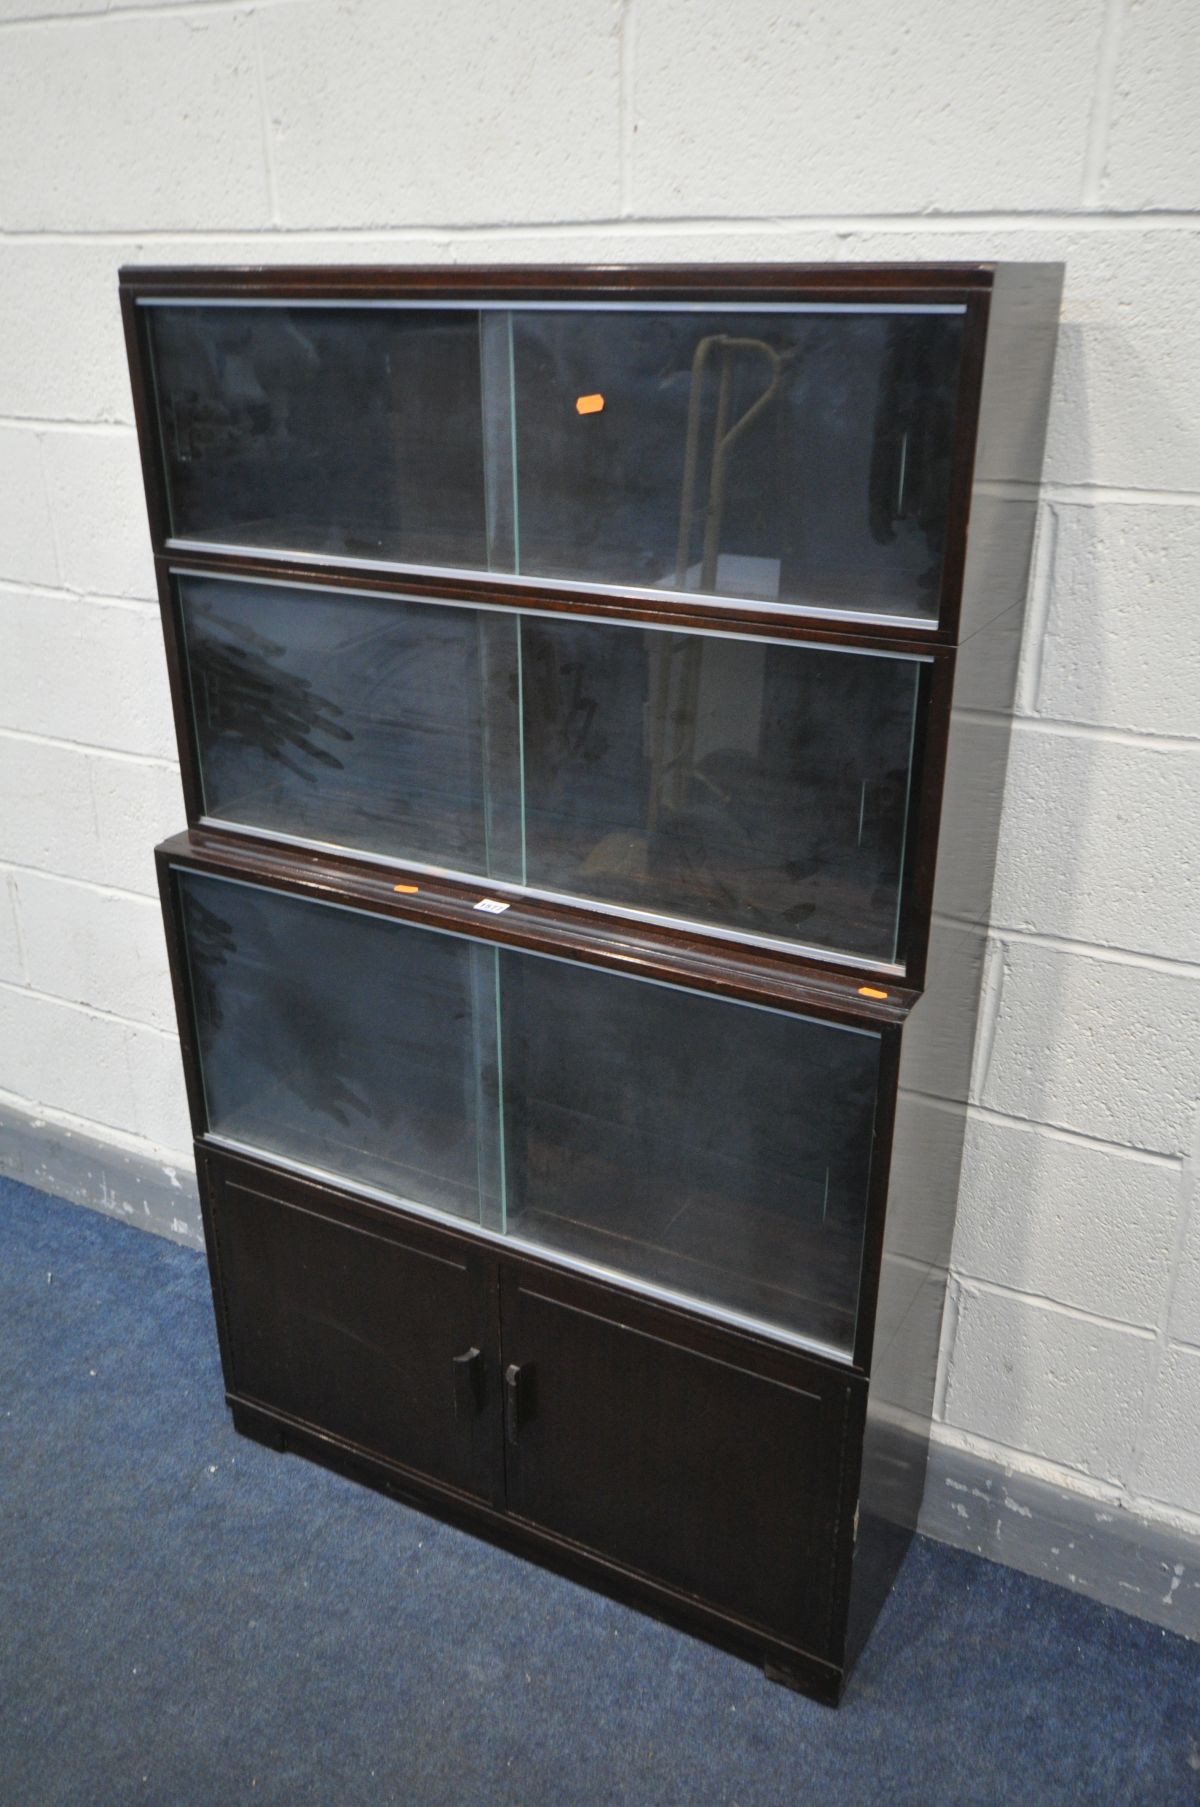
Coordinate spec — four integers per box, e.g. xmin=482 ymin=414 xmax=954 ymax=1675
xmin=498 ymin=1262 xmax=860 ymax=1661
xmin=202 ymin=1149 xmax=502 ymax=1506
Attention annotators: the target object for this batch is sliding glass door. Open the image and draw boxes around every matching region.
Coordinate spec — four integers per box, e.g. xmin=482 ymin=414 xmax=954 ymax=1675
xmin=175 ymin=867 xmax=882 ymax=1358
xmin=146 ymin=298 xmax=965 ymax=622
xmin=179 ymin=573 xmax=924 ymax=963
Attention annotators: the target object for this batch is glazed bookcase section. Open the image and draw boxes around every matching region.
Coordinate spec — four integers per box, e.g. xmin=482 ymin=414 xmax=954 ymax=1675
xmin=174 ymin=569 xmax=928 ymax=966
xmin=169 ymin=862 xmax=886 ymax=1361
xmin=139 ymin=296 xmax=967 ymax=626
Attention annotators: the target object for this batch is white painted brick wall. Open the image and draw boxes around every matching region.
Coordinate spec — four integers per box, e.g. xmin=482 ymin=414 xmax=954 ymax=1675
xmin=0 ymin=12 xmax=270 ymax=231
xmin=0 ymin=737 xmax=181 ymax=893
xmin=980 ymin=943 xmax=1200 ymax=1157
xmin=1170 ymin=1185 xmax=1200 ymax=1348
xmin=0 ymin=982 xmax=183 ymax=1149
xmin=0 ymin=874 xmax=24 ymax=985
xmin=944 ymin=1286 xmax=1156 ymax=1486
xmin=1101 ymin=0 xmax=1200 ymax=208
xmin=629 ymin=0 xmax=1105 ymax=214
xmin=0 ymin=244 xmax=135 ymax=424
xmin=258 ymin=0 xmax=625 ymax=228
xmin=0 ymin=590 xmax=175 ymax=758
xmin=953 ymin=1118 xmax=1181 ymax=1328
xmin=0 ymin=0 xmax=1197 ymax=1545
xmin=0 ymin=427 xmax=60 ymax=587
xmin=14 ymin=870 xmax=176 ymax=1033
xmin=1131 ymin=1348 xmax=1200 ymax=1510
xmin=41 ymin=430 xmax=157 ymax=600
xmin=993 ymin=730 xmax=1200 ymax=963
xmin=1033 ymin=504 xmax=1200 ymax=739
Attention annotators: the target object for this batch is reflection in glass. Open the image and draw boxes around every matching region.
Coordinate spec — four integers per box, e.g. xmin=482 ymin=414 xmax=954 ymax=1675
xmin=519 ymin=614 xmax=921 ymax=961
xmin=181 ymin=575 xmax=511 ymax=873
xmin=146 ymin=301 xmax=963 ymax=620
xmin=177 ymin=869 xmax=880 ymax=1354
xmin=510 ymin=307 xmax=963 ymax=615
xmin=149 ymin=305 xmax=489 ymax=567
xmin=180 ymin=872 xmax=503 ymax=1224
xmin=180 ymin=576 xmax=922 ymax=963
xmin=499 ymin=951 xmax=879 ymax=1354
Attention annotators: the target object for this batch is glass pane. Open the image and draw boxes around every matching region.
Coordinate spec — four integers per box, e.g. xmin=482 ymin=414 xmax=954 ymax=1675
xmin=145 ymin=301 xmax=963 ymax=621
xmin=147 ymin=305 xmax=489 ymax=565
xmin=176 ymin=869 xmax=881 ymax=1355
xmin=518 ymin=614 xmax=920 ymax=961
xmin=180 ymin=575 xmax=921 ymax=964
xmin=180 ymin=574 xmax=523 ymax=873
xmin=178 ymin=871 xmax=503 ymax=1225
xmin=499 ymin=952 xmax=878 ymax=1354
xmin=510 ymin=307 xmax=963 ymax=619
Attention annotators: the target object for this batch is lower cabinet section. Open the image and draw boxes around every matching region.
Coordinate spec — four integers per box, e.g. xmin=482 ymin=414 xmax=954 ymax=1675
xmin=500 ymin=1265 xmax=855 ymax=1659
xmin=201 ymin=1150 xmax=503 ymax=1506
xmin=198 ymin=1143 xmax=866 ymax=1701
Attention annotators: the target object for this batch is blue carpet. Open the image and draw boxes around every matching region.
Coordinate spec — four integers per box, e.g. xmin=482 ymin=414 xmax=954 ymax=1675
xmin=1 ymin=1177 xmax=1197 ymax=1807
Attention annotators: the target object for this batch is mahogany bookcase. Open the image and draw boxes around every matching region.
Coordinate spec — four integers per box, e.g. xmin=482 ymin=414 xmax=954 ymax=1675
xmin=121 ymin=262 xmax=1061 ymax=1704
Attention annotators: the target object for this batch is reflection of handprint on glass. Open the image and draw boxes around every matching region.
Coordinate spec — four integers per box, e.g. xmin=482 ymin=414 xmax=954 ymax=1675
xmin=180 ymin=891 xmax=237 ymax=1033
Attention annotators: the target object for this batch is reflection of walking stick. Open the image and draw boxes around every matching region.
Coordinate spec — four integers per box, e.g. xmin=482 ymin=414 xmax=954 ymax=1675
xmin=648 ymin=337 xmax=790 ymax=831
xmin=674 ymin=335 xmax=790 ymax=592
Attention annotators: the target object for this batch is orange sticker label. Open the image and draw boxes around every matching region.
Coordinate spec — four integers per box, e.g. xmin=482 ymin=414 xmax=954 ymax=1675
xmin=393 ymin=883 xmax=420 ymax=894
xmin=575 ymin=393 xmax=605 ymax=415
xmin=858 ymin=986 xmax=889 ymax=1000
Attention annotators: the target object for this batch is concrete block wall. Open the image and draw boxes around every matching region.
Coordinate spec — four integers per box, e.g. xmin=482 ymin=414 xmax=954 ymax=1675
xmin=1 ymin=0 xmax=1197 ymax=1574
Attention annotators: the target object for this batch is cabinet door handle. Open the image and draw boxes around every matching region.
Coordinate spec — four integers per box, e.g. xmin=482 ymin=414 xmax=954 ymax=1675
xmin=504 ymin=1361 xmax=527 ymax=1445
xmin=452 ymin=1346 xmax=483 ymax=1423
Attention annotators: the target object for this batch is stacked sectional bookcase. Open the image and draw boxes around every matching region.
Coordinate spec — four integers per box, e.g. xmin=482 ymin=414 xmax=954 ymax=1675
xmin=121 ymin=263 xmax=1061 ymax=1703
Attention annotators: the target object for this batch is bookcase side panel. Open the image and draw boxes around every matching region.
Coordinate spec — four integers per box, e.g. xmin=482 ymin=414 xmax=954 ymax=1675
xmin=845 ymin=265 xmax=1063 ymax=1672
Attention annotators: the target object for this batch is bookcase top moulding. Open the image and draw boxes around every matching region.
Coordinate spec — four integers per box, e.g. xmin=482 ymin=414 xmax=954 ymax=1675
xmin=119 ymin=260 xmax=1002 ymax=297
